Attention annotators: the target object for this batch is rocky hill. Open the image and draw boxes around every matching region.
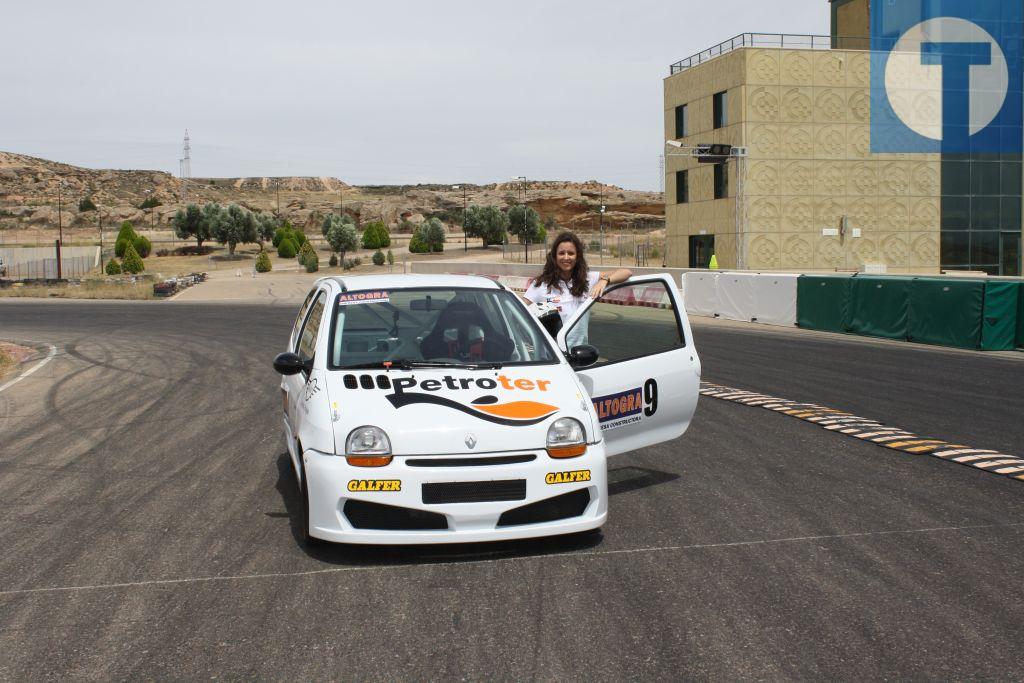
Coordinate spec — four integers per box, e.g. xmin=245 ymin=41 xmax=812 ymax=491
xmin=0 ymin=151 xmax=664 ymax=234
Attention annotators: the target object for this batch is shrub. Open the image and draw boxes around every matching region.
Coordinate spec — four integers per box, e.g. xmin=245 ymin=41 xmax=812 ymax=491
xmin=420 ymin=217 xmax=446 ymax=252
xmin=115 ymin=237 xmax=131 ymax=258
xmin=155 ymin=249 xmax=170 ymax=257
xmin=78 ymin=197 xmax=97 ymax=212
xmin=298 ymin=241 xmax=318 ymax=269
xmin=117 ymin=221 xmax=137 ymax=244
xmin=272 ymin=227 xmax=290 ymax=248
xmin=305 ymin=257 xmax=319 ymax=273
xmin=361 ymin=221 xmax=391 ymax=249
xmin=408 ymin=232 xmax=429 ymax=253
xmin=139 ymin=196 xmax=161 ymax=210
xmin=255 ymin=249 xmax=272 ymax=273
xmin=353 ymin=257 xmax=362 ymax=266
xmin=329 ymin=253 xmax=338 ymax=267
xmin=386 ymin=249 xmax=394 ymax=266
xmin=278 ymin=238 xmax=298 ymax=259
xmin=121 ymin=242 xmax=145 ymax=274
xmin=342 ymin=258 xmax=355 ymax=270
xmin=105 ymin=259 xmax=122 ymax=275
xmin=133 ymin=235 xmax=152 ymax=259
xmin=292 ymin=229 xmax=308 ymax=247
xmin=372 ymin=250 xmax=385 ymax=266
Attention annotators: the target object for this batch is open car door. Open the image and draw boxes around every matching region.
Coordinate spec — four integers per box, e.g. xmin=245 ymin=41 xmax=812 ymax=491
xmin=556 ymin=274 xmax=700 ymax=457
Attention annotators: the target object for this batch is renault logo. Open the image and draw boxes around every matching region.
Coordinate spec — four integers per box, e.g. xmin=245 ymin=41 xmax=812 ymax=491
xmin=465 ymin=434 xmax=477 ymax=449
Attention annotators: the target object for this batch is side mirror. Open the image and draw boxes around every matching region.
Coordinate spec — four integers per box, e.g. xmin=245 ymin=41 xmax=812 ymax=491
xmin=567 ymin=344 xmax=599 ymax=369
xmin=274 ymin=352 xmax=312 ymax=375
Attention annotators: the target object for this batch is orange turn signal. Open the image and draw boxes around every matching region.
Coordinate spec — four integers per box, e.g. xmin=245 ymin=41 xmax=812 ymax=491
xmin=546 ymin=444 xmax=587 ymax=459
xmin=345 ymin=455 xmax=393 ymax=467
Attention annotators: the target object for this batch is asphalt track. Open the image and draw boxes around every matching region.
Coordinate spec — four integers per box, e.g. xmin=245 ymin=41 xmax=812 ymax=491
xmin=1 ymin=300 xmax=1023 ymax=680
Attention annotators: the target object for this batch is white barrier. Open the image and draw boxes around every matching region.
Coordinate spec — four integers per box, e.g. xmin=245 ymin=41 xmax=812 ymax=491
xmin=751 ymin=273 xmax=799 ymax=326
xmin=682 ymin=272 xmax=718 ymax=317
xmin=716 ymin=273 xmax=756 ymax=322
xmin=683 ymin=271 xmax=798 ymax=327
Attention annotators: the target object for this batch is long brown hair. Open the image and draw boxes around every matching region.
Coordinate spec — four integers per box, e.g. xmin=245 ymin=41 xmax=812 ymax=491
xmin=536 ymin=231 xmax=590 ymax=298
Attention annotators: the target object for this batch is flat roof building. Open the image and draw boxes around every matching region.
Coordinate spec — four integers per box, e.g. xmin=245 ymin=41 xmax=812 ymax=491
xmin=663 ymin=3 xmax=1022 ymax=276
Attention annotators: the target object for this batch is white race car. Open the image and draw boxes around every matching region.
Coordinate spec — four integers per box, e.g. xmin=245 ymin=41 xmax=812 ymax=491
xmin=274 ymin=273 xmax=700 ymax=545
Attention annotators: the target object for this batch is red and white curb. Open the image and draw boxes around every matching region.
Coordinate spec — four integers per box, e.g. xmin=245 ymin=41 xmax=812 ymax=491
xmin=699 ymin=381 xmax=1024 ymax=483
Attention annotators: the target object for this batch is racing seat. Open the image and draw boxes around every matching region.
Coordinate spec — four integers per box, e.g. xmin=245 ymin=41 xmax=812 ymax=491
xmin=419 ymin=301 xmax=514 ymax=362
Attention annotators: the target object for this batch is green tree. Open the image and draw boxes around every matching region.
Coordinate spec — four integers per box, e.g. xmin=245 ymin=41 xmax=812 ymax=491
xmin=255 ymin=249 xmax=272 ymax=272
xmin=292 ymin=228 xmax=308 ymax=247
xmin=372 ymin=250 xmax=385 ymax=266
xmin=420 ymin=217 xmax=446 ymax=252
xmin=278 ymin=238 xmax=298 ymax=259
xmin=116 ymin=221 xmax=138 ymax=245
xmin=78 ymin=197 xmax=97 ymax=212
xmin=172 ymin=204 xmax=210 ymax=248
xmin=321 ymin=213 xmax=355 ymax=237
xmin=386 ymin=249 xmax=394 ymax=266
xmin=105 ymin=259 xmax=122 ymax=275
xmin=463 ymin=205 xmax=508 ymax=246
xmin=133 ymin=235 xmax=152 ymax=258
xmin=256 ymin=213 xmax=278 ymax=246
xmin=325 ymin=220 xmax=359 ymax=262
xmin=201 ymin=203 xmax=228 ymax=249
xmin=361 ymin=221 xmax=391 ymax=249
xmin=408 ymin=231 xmax=429 ymax=253
xmin=508 ymin=205 xmax=543 ymax=243
xmin=138 ymin=196 xmax=161 ymax=209
xmin=213 ymin=204 xmax=258 ymax=255
xmin=121 ymin=242 xmax=145 ymax=274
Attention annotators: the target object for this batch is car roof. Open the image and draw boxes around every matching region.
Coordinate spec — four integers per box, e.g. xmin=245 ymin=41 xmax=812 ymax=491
xmin=315 ymin=273 xmax=503 ymax=292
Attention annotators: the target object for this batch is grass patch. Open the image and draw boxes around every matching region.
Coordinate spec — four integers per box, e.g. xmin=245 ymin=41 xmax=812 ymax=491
xmin=0 ymin=281 xmax=156 ymax=300
xmin=0 ymin=347 xmax=13 ymax=376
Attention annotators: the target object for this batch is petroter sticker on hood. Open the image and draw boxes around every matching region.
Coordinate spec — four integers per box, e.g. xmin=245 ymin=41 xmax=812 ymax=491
xmin=387 ymin=375 xmax=558 ymax=426
xmin=340 ymin=371 xmax=560 ymax=427
xmin=592 ymin=379 xmax=658 ymax=431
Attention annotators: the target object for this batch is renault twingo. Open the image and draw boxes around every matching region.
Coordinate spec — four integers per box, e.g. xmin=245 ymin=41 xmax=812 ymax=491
xmin=274 ymin=274 xmax=699 ymax=545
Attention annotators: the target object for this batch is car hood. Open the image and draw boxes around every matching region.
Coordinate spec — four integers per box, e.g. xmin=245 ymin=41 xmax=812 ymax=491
xmin=326 ymin=366 xmax=594 ymax=455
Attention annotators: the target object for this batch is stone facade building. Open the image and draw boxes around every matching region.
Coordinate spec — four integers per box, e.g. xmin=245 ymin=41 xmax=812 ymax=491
xmin=663 ymin=0 xmax=1022 ymax=276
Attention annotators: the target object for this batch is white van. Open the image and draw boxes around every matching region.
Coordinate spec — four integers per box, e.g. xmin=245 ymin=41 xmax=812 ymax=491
xmin=274 ymin=274 xmax=700 ymax=545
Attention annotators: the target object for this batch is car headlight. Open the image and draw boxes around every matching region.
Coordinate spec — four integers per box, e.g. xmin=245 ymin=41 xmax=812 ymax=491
xmin=345 ymin=426 xmax=392 ymax=467
xmin=546 ymin=418 xmax=587 ymax=458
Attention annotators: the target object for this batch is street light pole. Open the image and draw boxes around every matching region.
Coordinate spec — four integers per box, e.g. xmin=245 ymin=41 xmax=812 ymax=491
xmin=57 ymin=182 xmax=63 ymax=279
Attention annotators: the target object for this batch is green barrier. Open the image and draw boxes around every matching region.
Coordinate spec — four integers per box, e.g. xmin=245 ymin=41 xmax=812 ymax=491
xmin=1017 ymin=282 xmax=1024 ymax=349
xmin=849 ymin=276 xmax=914 ymax=340
xmin=908 ymin=278 xmax=984 ymax=349
xmin=796 ymin=275 xmax=854 ymax=332
xmin=980 ymin=282 xmax=1020 ymax=351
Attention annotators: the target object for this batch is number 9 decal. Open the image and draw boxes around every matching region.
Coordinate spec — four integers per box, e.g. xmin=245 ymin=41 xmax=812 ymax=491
xmin=644 ymin=378 xmax=658 ymax=417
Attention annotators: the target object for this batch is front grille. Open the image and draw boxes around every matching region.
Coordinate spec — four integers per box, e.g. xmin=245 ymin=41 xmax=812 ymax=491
xmin=343 ymin=500 xmax=448 ymax=530
xmin=407 ymin=455 xmax=537 ymax=468
xmin=497 ymin=489 xmax=591 ymax=527
xmin=422 ymin=480 xmax=526 ymax=504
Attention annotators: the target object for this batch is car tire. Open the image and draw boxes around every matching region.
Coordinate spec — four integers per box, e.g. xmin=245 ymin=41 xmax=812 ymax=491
xmin=298 ymin=466 xmax=324 ymax=548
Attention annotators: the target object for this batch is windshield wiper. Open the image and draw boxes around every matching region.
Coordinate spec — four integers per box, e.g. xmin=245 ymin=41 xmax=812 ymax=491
xmin=337 ymin=360 xmax=503 ymax=370
xmin=398 ymin=360 xmax=503 ymax=370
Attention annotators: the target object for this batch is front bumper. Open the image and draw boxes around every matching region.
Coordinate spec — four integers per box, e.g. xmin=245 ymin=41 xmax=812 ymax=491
xmin=303 ymin=445 xmax=608 ymax=544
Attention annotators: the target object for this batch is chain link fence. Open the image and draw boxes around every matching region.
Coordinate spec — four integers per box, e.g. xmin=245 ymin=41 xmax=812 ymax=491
xmin=501 ymin=231 xmax=667 ymax=268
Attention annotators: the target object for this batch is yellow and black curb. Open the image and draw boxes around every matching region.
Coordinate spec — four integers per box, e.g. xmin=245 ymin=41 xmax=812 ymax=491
xmin=699 ymin=382 xmax=1024 ymax=483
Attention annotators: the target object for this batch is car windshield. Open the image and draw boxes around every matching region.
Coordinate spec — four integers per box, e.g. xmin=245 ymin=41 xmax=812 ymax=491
xmin=328 ymin=287 xmax=559 ymax=369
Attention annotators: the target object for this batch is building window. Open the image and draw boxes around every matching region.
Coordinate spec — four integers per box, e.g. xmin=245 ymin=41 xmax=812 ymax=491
xmin=713 ymin=163 xmax=728 ymax=199
xmin=713 ymin=91 xmax=728 ymax=129
xmin=675 ymin=170 xmax=689 ymax=204
xmin=674 ymin=104 xmax=688 ymax=139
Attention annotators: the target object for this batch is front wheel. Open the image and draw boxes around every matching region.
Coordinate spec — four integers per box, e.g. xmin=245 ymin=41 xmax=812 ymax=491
xmin=298 ymin=466 xmax=323 ymax=547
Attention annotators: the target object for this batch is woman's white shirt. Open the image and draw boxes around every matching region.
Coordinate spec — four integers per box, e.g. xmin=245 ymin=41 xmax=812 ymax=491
xmin=524 ymin=272 xmax=600 ymax=346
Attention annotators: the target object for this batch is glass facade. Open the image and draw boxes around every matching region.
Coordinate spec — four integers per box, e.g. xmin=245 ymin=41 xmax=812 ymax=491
xmin=940 ymin=153 xmax=1023 ymax=275
xmin=713 ymin=91 xmax=727 ymax=129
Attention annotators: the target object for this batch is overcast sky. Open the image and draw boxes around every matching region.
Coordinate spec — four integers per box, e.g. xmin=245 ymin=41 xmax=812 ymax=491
xmin=1 ymin=0 xmax=829 ymax=190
